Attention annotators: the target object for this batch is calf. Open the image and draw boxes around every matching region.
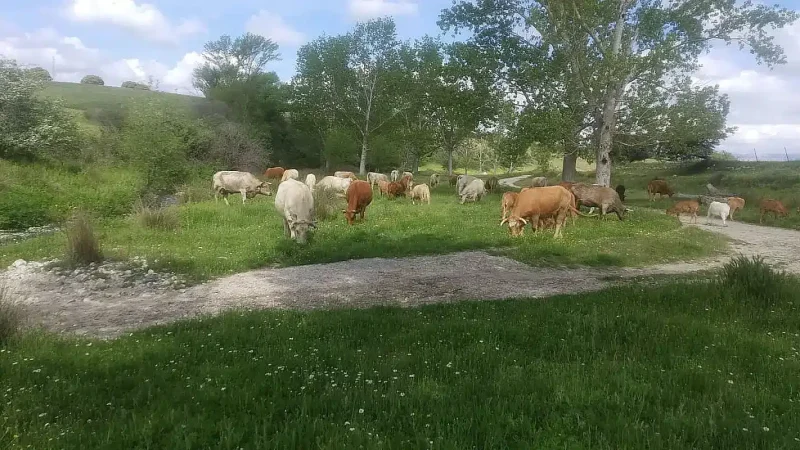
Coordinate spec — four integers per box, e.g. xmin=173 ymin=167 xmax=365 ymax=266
xmin=759 ymin=198 xmax=788 ymax=223
xmin=409 ymin=184 xmax=431 ymax=205
xmin=647 ymin=179 xmax=674 ymax=201
xmin=343 ymin=180 xmax=373 ymax=225
xmin=386 ymin=176 xmax=412 ymax=199
xmin=707 ymin=201 xmax=730 ymax=227
xmin=377 ymin=179 xmax=390 ymax=197
xmin=666 ymin=199 xmax=700 ymax=224
xmin=726 ymin=197 xmax=745 ymax=220
xmin=485 ymin=176 xmax=499 ymax=192
xmin=429 ymin=173 xmax=440 ymax=188
xmin=449 ymin=175 xmax=458 ymax=187
xmin=615 ymin=184 xmax=626 ymax=202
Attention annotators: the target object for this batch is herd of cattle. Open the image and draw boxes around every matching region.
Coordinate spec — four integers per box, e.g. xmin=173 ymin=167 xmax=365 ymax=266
xmin=209 ymin=168 xmax=793 ymax=244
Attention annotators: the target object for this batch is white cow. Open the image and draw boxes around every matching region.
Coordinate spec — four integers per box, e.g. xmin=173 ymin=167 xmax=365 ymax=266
xmin=274 ymin=179 xmax=316 ymax=244
xmin=390 ymin=170 xmax=399 ymax=182
xmin=305 ymin=173 xmax=317 ymax=191
xmin=403 ymin=171 xmax=413 ymax=180
xmin=456 ymin=175 xmax=477 ymax=196
xmin=429 ymin=173 xmax=440 ymax=188
xmin=281 ymin=169 xmax=299 ymax=182
xmin=460 ymin=178 xmax=486 ymax=204
xmin=212 ymin=171 xmax=271 ymax=205
xmin=368 ymin=172 xmax=388 ymax=188
xmin=316 ymin=175 xmax=352 ymax=196
xmin=707 ymin=201 xmax=731 ymax=227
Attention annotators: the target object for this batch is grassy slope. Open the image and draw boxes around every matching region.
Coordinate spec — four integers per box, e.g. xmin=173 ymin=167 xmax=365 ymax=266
xmin=0 ymin=180 xmax=727 ymax=281
xmin=41 ymin=81 xmax=211 ymax=115
xmin=2 ymin=274 xmax=798 ymax=449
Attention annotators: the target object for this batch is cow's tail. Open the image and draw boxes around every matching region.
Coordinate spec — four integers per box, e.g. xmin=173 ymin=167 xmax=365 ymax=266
xmin=570 ymin=205 xmax=597 ymax=217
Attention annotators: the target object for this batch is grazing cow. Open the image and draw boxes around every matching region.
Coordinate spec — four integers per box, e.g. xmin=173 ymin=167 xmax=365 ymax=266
xmin=305 ymin=173 xmax=316 ymax=191
xmin=449 ymin=175 xmax=458 ymax=187
xmin=429 ymin=173 xmax=440 ymax=188
xmin=377 ymin=179 xmax=390 ymax=197
xmin=570 ymin=183 xmax=627 ymax=220
xmin=456 ymin=175 xmax=477 ymax=196
xmin=501 ymin=192 xmax=518 ymax=221
xmin=212 ymin=171 xmax=272 ymax=205
xmin=281 ymin=169 xmax=300 ymax=182
xmin=386 ymin=180 xmax=406 ymax=198
xmin=409 ymin=184 xmax=431 ymax=205
xmin=274 ymin=178 xmax=316 ymax=244
xmin=558 ymin=181 xmax=574 ymax=190
xmin=317 ymin=176 xmax=352 ymax=196
xmin=390 ymin=170 xmax=400 ymax=182
xmin=264 ymin=167 xmax=285 ymax=180
xmin=501 ymin=186 xmax=575 ymax=238
xmin=334 ymin=171 xmax=356 ymax=180
xmin=485 ymin=176 xmax=499 ymax=192
xmin=615 ymin=184 xmax=626 ymax=202
xmin=647 ymin=179 xmax=674 ymax=201
xmin=726 ymin=197 xmax=745 ymax=220
xmin=759 ymin=198 xmax=788 ymax=223
xmin=707 ymin=201 xmax=730 ymax=227
xmin=530 ymin=176 xmax=548 ymax=187
xmin=343 ymin=180 xmax=373 ymax=225
xmin=666 ymin=199 xmax=700 ymax=224
xmin=368 ymin=172 xmax=388 ymax=188
xmin=460 ymin=178 xmax=486 ymax=204
xmin=403 ymin=171 xmax=413 ymax=180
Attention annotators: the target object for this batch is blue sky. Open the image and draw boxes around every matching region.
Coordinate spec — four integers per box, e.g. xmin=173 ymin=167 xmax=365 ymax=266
xmin=3 ymin=0 xmax=800 ymax=159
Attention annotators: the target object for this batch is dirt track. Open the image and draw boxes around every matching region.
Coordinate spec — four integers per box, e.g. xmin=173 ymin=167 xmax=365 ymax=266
xmin=3 ymin=176 xmax=800 ymax=339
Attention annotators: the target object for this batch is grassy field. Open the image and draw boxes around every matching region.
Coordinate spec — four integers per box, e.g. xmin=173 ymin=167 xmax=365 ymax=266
xmin=2 ymin=258 xmax=798 ymax=449
xmin=0 ymin=179 xmax=727 ymax=281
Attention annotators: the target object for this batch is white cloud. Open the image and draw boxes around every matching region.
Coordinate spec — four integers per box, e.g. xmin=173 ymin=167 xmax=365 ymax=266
xmin=348 ymin=0 xmax=418 ymax=20
xmin=0 ymin=27 xmax=202 ymax=95
xmin=64 ymin=0 xmax=205 ymax=44
xmin=246 ymin=10 xmax=306 ymax=46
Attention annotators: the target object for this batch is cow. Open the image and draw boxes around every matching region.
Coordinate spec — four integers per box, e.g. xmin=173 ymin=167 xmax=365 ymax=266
xmin=387 ymin=175 xmax=413 ymax=199
xmin=449 ymin=175 xmax=458 ymax=187
xmin=343 ymin=180 xmax=373 ymax=225
xmin=501 ymin=186 xmax=575 ymax=238
xmin=647 ymin=179 xmax=674 ymax=201
xmin=429 ymin=173 xmax=440 ymax=188
xmin=759 ymin=198 xmax=788 ymax=223
xmin=305 ymin=173 xmax=317 ymax=191
xmin=707 ymin=201 xmax=730 ymax=227
xmin=460 ymin=178 xmax=486 ymax=204
xmin=334 ymin=171 xmax=357 ymax=180
xmin=530 ymin=176 xmax=548 ymax=187
xmin=726 ymin=197 xmax=745 ymax=220
xmin=390 ymin=170 xmax=400 ymax=182
xmin=403 ymin=171 xmax=413 ymax=180
xmin=666 ymin=199 xmax=700 ymax=224
xmin=274 ymin=178 xmax=316 ymax=244
xmin=264 ymin=167 xmax=285 ymax=180
xmin=615 ymin=184 xmax=626 ymax=202
xmin=570 ymin=183 xmax=627 ymax=220
xmin=501 ymin=192 xmax=518 ymax=222
xmin=409 ymin=184 xmax=431 ymax=205
xmin=368 ymin=172 xmax=388 ymax=188
xmin=316 ymin=176 xmax=352 ymax=196
xmin=281 ymin=169 xmax=300 ymax=182
xmin=212 ymin=171 xmax=272 ymax=206
xmin=485 ymin=176 xmax=499 ymax=192
xmin=456 ymin=175 xmax=477 ymax=196
xmin=377 ymin=179 xmax=390 ymax=197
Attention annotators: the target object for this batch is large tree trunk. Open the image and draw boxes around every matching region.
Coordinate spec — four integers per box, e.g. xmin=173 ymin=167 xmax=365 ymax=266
xmin=359 ymin=139 xmax=368 ymax=175
xmin=595 ymin=97 xmax=616 ymax=187
xmin=447 ymin=148 xmax=454 ymax=175
xmin=562 ymin=152 xmax=577 ymax=182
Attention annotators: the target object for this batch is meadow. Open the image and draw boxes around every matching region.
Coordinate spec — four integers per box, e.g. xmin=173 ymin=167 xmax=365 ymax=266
xmin=2 ymin=257 xmax=799 ymax=449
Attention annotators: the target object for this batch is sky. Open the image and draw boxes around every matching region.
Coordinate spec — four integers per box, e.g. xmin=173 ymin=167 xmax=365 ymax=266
xmin=3 ymin=0 xmax=800 ymax=161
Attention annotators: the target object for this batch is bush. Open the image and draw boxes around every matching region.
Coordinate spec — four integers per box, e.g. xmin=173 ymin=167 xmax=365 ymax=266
xmin=176 ymin=182 xmax=213 ymax=204
xmin=313 ymin=186 xmax=341 ymax=221
xmin=64 ymin=211 xmax=103 ymax=266
xmin=121 ymin=80 xmax=150 ymax=90
xmin=208 ymin=121 xmax=269 ymax=173
xmin=26 ymin=67 xmax=52 ymax=81
xmin=0 ymin=285 xmax=24 ymax=346
xmin=80 ymin=75 xmax=105 ymax=85
xmin=717 ymin=255 xmax=792 ymax=309
xmin=133 ymin=200 xmax=180 ymax=230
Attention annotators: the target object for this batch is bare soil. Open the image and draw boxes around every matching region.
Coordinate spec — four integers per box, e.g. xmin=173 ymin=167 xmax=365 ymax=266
xmin=3 ymin=178 xmax=800 ymax=339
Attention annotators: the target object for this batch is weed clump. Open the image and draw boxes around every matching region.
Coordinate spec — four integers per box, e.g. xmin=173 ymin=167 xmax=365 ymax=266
xmin=314 ymin=186 xmax=341 ymax=222
xmin=134 ymin=200 xmax=180 ymax=230
xmin=64 ymin=210 xmax=103 ymax=266
xmin=0 ymin=285 xmax=24 ymax=345
xmin=717 ymin=255 xmax=792 ymax=309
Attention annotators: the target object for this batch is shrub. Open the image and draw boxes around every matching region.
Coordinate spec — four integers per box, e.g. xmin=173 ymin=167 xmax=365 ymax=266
xmin=208 ymin=121 xmax=269 ymax=173
xmin=26 ymin=67 xmax=52 ymax=81
xmin=133 ymin=200 xmax=180 ymax=230
xmin=64 ymin=210 xmax=103 ymax=266
xmin=0 ymin=285 xmax=24 ymax=346
xmin=313 ymin=186 xmax=341 ymax=221
xmin=177 ymin=182 xmax=213 ymax=204
xmin=80 ymin=75 xmax=105 ymax=85
xmin=717 ymin=255 xmax=792 ymax=309
xmin=121 ymin=80 xmax=150 ymax=90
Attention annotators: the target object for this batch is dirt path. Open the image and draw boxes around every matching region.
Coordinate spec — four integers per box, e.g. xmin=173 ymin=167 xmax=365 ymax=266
xmin=3 ymin=175 xmax=800 ymax=339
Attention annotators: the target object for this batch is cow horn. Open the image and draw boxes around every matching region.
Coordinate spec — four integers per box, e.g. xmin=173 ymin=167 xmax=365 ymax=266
xmin=519 ymin=217 xmax=528 ymax=225
xmin=500 ymin=218 xmax=508 ymax=225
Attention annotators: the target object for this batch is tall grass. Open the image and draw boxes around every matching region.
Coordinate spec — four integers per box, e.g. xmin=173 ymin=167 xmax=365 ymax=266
xmin=64 ymin=210 xmax=103 ymax=266
xmin=133 ymin=200 xmax=180 ymax=231
xmin=0 ymin=285 xmax=24 ymax=346
xmin=717 ymin=255 xmax=792 ymax=309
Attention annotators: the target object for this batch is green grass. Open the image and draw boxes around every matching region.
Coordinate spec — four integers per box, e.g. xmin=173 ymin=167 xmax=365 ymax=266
xmin=2 ymin=264 xmax=799 ymax=448
xmin=0 ymin=181 xmax=728 ymax=282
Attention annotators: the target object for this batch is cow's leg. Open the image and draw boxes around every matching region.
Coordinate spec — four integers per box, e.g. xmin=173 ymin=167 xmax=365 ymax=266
xmin=283 ymin=218 xmax=290 ymax=237
xmin=223 ymin=193 xmax=230 ymax=206
xmin=240 ymin=189 xmax=247 ymax=205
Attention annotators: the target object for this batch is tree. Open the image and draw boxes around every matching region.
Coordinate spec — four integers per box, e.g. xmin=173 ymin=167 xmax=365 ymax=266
xmin=293 ymin=18 xmax=404 ymax=175
xmin=121 ymin=81 xmax=150 ymax=90
xmin=192 ymin=33 xmax=280 ymax=96
xmin=26 ymin=67 xmax=52 ymax=82
xmin=81 ymin=75 xmax=104 ymax=85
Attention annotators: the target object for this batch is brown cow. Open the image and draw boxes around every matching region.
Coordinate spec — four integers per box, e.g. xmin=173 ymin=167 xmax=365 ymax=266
xmin=386 ymin=176 xmax=412 ymax=199
xmin=377 ymin=179 xmax=390 ymax=197
xmin=500 ymin=192 xmax=518 ymax=221
xmin=449 ymin=175 xmax=458 ymax=187
xmin=500 ymin=186 xmax=575 ymax=238
xmin=558 ymin=181 xmax=574 ymax=191
xmin=666 ymin=200 xmax=700 ymax=224
xmin=343 ymin=180 xmax=373 ymax=225
xmin=726 ymin=197 xmax=745 ymax=220
xmin=264 ymin=167 xmax=285 ymax=180
xmin=759 ymin=198 xmax=788 ymax=223
xmin=647 ymin=179 xmax=674 ymax=201
xmin=486 ymin=176 xmax=499 ymax=192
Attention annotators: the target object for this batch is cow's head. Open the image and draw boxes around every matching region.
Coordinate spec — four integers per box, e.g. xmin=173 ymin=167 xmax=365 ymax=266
xmin=288 ymin=213 xmax=315 ymax=244
xmin=342 ymin=209 xmax=357 ymax=225
xmin=500 ymin=216 xmax=527 ymax=237
xmin=257 ymin=181 xmax=273 ymax=196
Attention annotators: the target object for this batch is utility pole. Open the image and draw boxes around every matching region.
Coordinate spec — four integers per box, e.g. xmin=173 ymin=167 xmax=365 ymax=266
xmin=753 ymin=148 xmax=759 ymax=162
xmin=785 ymin=147 xmax=791 ymax=162
xmin=51 ymin=56 xmax=55 ymax=79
